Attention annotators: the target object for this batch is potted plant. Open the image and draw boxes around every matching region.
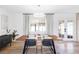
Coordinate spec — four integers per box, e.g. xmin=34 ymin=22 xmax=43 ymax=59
xmin=12 ymin=30 xmax=17 ymax=40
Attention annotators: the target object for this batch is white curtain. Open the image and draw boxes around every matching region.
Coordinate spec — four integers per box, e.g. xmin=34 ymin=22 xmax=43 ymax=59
xmin=23 ymin=15 xmax=29 ymax=35
xmin=46 ymin=14 xmax=54 ymax=35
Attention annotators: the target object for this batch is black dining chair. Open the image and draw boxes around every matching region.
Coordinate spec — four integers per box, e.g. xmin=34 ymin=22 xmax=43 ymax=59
xmin=42 ymin=39 xmax=56 ymax=54
xmin=22 ymin=39 xmax=36 ymax=54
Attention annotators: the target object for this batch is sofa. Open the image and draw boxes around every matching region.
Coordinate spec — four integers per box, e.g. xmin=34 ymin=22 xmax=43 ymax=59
xmin=0 ymin=35 xmax=12 ymax=49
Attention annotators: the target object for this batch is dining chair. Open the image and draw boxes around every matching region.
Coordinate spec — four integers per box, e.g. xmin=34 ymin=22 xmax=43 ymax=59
xmin=22 ymin=39 xmax=36 ymax=54
xmin=42 ymin=39 xmax=56 ymax=54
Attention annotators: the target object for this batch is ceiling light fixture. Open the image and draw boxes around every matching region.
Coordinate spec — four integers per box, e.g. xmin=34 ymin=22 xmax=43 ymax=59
xmin=33 ymin=13 xmax=45 ymax=17
xmin=37 ymin=5 xmax=40 ymax=7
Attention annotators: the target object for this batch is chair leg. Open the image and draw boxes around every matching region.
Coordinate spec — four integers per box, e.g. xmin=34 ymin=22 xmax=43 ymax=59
xmin=50 ymin=40 xmax=56 ymax=54
xmin=36 ymin=46 xmax=37 ymax=54
xmin=52 ymin=41 xmax=56 ymax=54
xmin=41 ymin=46 xmax=43 ymax=54
xmin=26 ymin=47 xmax=28 ymax=54
xmin=50 ymin=46 xmax=54 ymax=54
xmin=22 ymin=41 xmax=27 ymax=54
xmin=22 ymin=46 xmax=26 ymax=54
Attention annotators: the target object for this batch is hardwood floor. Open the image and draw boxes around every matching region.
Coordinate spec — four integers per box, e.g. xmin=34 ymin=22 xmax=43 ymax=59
xmin=0 ymin=35 xmax=79 ymax=54
xmin=55 ymin=41 xmax=79 ymax=54
xmin=0 ymin=41 xmax=24 ymax=54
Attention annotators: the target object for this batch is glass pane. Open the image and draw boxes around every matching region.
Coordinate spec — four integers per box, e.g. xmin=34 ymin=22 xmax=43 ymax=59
xmin=42 ymin=25 xmax=46 ymax=32
xmin=30 ymin=25 xmax=35 ymax=32
xmin=39 ymin=25 xmax=43 ymax=32
xmin=59 ymin=23 xmax=64 ymax=34
xmin=36 ymin=24 xmax=39 ymax=31
xmin=67 ymin=22 xmax=73 ymax=35
xmin=59 ymin=22 xmax=65 ymax=38
xmin=67 ymin=21 xmax=73 ymax=38
xmin=60 ymin=23 xmax=64 ymax=34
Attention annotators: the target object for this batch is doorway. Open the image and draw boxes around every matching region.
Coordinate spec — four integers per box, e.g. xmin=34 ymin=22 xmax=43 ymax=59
xmin=59 ymin=20 xmax=74 ymax=41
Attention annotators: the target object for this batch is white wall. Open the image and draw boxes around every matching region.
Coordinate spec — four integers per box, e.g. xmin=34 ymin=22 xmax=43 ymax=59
xmin=8 ymin=13 xmax=23 ymax=35
xmin=0 ymin=8 xmax=9 ymax=15
xmin=76 ymin=13 xmax=79 ymax=41
xmin=0 ymin=16 xmax=1 ymax=35
xmin=0 ymin=8 xmax=24 ymax=36
xmin=0 ymin=8 xmax=10 ymax=35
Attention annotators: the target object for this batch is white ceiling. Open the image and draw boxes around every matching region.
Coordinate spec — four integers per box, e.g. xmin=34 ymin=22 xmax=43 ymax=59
xmin=0 ymin=5 xmax=79 ymax=13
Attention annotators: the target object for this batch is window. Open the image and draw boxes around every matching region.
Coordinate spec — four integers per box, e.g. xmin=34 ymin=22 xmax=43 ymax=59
xmin=29 ymin=16 xmax=47 ymax=35
xmin=29 ymin=23 xmax=46 ymax=34
xmin=30 ymin=24 xmax=36 ymax=32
